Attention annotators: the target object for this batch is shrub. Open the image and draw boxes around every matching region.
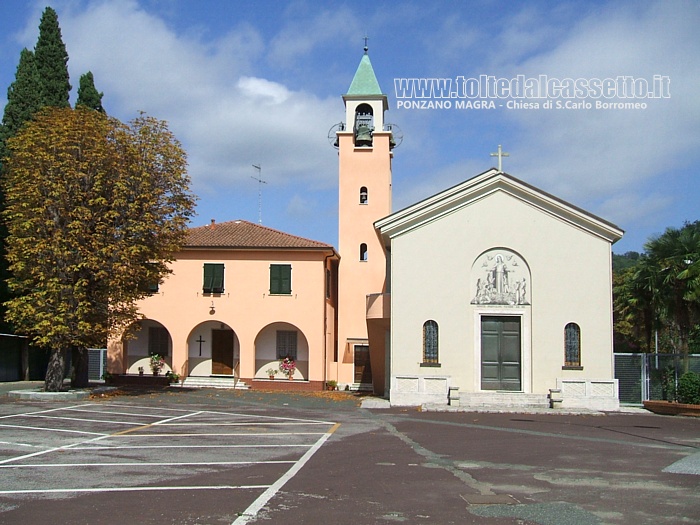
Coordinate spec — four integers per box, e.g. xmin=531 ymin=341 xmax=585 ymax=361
xmin=677 ymin=372 xmax=700 ymax=405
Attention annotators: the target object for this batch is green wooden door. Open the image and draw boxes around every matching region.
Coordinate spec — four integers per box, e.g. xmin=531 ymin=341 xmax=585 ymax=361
xmin=481 ymin=316 xmax=521 ymax=391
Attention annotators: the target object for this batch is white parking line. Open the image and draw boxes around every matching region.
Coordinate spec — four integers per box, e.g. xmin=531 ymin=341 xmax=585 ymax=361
xmin=233 ymin=423 xmax=340 ymax=525
xmin=86 ymin=431 xmax=325 ymax=439
xmin=0 ymin=484 xmax=270 ymax=495
xmin=0 ymin=460 xmax=296 ymax=469
xmin=70 ymin=444 xmax=317 ymax=450
xmin=160 ymin=421 xmax=334 ymax=426
xmin=21 ymin=414 xmax=148 ymax=426
xmin=62 ymin=408 xmax=174 ymax=418
xmin=0 ymin=401 xmax=340 ymax=516
xmin=0 ymin=441 xmax=35 ymax=447
xmin=0 ymin=423 xmax=107 ymax=436
xmin=153 ymin=410 xmax=204 ymax=425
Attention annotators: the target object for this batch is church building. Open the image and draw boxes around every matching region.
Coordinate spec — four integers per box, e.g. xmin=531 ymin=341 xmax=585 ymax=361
xmin=108 ymin=49 xmax=622 ymax=410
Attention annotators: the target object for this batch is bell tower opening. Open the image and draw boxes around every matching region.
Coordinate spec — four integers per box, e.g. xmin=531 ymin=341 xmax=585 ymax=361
xmin=354 ymin=103 xmax=374 ymax=147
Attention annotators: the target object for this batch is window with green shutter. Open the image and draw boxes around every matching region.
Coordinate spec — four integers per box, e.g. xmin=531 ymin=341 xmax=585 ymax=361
xmin=203 ymin=263 xmax=225 ymax=294
xmin=270 ymin=264 xmax=292 ymax=295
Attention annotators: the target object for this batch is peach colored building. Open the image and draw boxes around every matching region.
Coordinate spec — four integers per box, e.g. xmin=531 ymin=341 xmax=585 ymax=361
xmin=108 ymin=220 xmax=339 ymax=390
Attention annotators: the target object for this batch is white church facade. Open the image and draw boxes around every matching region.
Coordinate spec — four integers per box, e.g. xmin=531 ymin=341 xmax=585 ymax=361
xmin=374 ymin=170 xmax=623 ymax=410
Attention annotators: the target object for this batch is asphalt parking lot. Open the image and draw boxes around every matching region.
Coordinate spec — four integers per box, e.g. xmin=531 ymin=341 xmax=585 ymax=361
xmin=0 ymin=386 xmax=698 ymax=525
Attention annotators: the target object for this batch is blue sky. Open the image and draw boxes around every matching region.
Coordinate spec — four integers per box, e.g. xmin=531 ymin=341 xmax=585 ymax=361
xmin=0 ymin=0 xmax=698 ymax=254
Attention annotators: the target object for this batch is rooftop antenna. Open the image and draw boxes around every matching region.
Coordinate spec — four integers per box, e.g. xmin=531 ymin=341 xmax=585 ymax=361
xmin=251 ymin=164 xmax=267 ymax=224
xmin=490 ymin=144 xmax=510 ymax=172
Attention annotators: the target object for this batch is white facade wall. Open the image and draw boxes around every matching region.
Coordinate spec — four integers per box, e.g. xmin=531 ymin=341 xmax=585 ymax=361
xmin=387 ymin=187 xmax=618 ymax=409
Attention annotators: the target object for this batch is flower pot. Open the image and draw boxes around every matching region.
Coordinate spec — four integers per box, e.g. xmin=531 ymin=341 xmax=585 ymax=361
xmin=269 ymin=375 xmax=275 ymax=380
xmin=288 ymin=375 xmax=293 ymax=380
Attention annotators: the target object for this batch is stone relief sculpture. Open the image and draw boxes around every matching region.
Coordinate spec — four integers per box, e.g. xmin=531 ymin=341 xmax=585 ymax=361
xmin=471 ymin=250 xmax=530 ymax=306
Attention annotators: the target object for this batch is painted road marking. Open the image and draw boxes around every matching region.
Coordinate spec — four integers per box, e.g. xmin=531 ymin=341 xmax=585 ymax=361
xmin=0 ymin=460 xmax=296 ymax=469
xmin=0 ymin=484 xmax=271 ymax=495
xmin=232 ymin=422 xmax=341 ymax=525
xmin=0 ymin=402 xmax=339 ymax=512
xmin=0 ymin=423 xmax=107 ymax=436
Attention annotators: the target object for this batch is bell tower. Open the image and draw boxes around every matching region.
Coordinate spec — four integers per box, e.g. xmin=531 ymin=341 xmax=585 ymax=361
xmin=335 ymin=47 xmax=393 ymax=388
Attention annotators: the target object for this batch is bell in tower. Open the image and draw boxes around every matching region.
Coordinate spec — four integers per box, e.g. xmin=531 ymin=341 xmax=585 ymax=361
xmin=354 ymin=103 xmax=374 ymax=147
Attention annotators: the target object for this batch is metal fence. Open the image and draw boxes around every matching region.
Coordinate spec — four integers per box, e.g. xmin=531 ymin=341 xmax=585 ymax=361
xmin=614 ymin=353 xmax=700 ymax=405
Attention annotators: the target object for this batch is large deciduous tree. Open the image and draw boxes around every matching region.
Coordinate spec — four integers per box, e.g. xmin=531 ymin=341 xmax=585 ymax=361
xmin=0 ymin=49 xmax=42 ymax=332
xmin=34 ymin=6 xmax=71 ymax=108
xmin=2 ymin=107 xmax=196 ymax=391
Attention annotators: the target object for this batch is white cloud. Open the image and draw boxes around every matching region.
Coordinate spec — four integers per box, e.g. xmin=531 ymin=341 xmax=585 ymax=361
xmin=491 ymin=1 xmax=700 ymax=218
xmin=52 ymin=0 xmax=342 ymax=204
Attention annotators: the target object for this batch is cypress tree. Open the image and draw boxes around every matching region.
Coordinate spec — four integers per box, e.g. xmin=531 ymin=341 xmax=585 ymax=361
xmin=76 ymin=71 xmax=105 ymax=113
xmin=0 ymin=48 xmax=41 ymax=162
xmin=34 ymin=6 xmax=71 ymax=108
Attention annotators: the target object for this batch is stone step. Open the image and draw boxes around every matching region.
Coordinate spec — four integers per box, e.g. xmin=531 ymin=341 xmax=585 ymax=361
xmin=456 ymin=392 xmax=550 ymax=409
xmin=179 ymin=376 xmax=249 ymax=390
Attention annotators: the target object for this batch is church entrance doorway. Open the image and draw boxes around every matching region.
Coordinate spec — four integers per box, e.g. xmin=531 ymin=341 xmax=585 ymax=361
xmin=211 ymin=329 xmax=234 ymax=375
xmin=480 ymin=316 xmax=521 ymax=391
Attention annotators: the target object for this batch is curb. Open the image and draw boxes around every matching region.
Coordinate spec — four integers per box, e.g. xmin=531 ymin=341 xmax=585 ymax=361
xmin=6 ymin=389 xmax=91 ymax=401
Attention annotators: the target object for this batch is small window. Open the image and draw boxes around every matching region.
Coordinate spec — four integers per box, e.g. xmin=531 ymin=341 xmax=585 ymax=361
xmin=564 ymin=323 xmax=581 ymax=367
xmin=276 ymin=330 xmax=297 ymax=360
xmin=360 ymin=186 xmax=368 ymax=204
xmin=360 ymin=243 xmax=368 ymax=261
xmin=203 ymin=263 xmax=224 ymax=294
xmin=148 ymin=326 xmax=169 ymax=357
xmin=423 ymin=320 xmax=439 ymax=364
xmin=270 ymin=264 xmax=292 ymax=295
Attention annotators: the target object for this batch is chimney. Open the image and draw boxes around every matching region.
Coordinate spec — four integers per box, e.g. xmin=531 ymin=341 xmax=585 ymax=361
xmin=210 ymin=219 xmax=216 ymax=230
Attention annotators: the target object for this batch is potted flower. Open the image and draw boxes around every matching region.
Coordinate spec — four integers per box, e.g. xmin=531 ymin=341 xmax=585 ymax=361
xmin=165 ymin=370 xmax=180 ymax=384
xmin=279 ymin=357 xmax=296 ymax=380
xmin=138 ymin=366 xmax=144 ymax=376
xmin=326 ymin=380 xmax=337 ymax=391
xmin=150 ymin=354 xmax=165 ymax=376
xmin=266 ymin=368 xmax=278 ymax=380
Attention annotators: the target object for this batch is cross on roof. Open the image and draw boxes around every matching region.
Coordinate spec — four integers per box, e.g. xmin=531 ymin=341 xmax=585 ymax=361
xmin=490 ymin=144 xmax=510 ymax=172
xmin=363 ymin=34 xmax=369 ymax=53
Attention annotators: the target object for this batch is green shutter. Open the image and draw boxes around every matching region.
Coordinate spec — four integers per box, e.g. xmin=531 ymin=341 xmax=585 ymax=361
xmin=203 ymin=263 xmax=224 ymax=294
xmin=270 ymin=264 xmax=291 ymax=294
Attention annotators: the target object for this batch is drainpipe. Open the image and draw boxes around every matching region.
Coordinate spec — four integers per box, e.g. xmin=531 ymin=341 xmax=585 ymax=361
xmin=323 ymin=252 xmax=333 ymax=388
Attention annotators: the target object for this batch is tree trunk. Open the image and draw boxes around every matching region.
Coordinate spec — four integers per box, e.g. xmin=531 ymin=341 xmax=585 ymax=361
xmin=71 ymin=346 xmax=89 ymax=388
xmin=44 ymin=348 xmax=67 ymax=392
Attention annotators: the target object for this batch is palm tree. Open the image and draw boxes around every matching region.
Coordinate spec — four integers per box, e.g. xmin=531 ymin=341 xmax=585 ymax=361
xmin=645 ymin=221 xmax=700 ymax=361
xmin=614 ymin=256 xmax=661 ymax=353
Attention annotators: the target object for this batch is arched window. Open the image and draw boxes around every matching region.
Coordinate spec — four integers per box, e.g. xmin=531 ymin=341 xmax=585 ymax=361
xmin=423 ymin=320 xmax=439 ymax=364
xmin=359 ymin=243 xmax=368 ymax=261
xmin=354 ymin=103 xmax=374 ymax=147
xmin=564 ymin=323 xmax=581 ymax=367
xmin=360 ymin=186 xmax=368 ymax=204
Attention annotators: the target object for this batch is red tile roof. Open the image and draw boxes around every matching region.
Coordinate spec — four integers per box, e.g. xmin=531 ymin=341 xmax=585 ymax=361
xmin=186 ymin=220 xmax=335 ymax=250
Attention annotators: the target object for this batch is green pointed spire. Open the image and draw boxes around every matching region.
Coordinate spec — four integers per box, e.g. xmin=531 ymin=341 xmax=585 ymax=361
xmin=347 ymin=52 xmax=383 ymax=95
